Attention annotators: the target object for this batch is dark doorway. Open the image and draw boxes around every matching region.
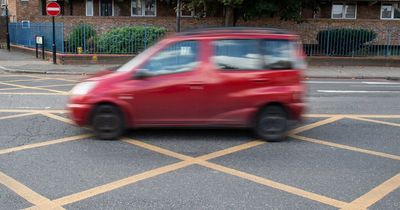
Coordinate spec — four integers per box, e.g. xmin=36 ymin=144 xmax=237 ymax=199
xmin=100 ymin=0 xmax=113 ymax=16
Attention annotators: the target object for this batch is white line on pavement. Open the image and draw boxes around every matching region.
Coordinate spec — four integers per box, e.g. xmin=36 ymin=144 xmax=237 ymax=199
xmin=305 ymin=81 xmax=362 ymax=84
xmin=318 ymin=90 xmax=400 ymax=93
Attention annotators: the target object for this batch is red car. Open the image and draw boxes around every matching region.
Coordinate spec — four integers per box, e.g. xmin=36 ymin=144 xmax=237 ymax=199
xmin=68 ymin=27 xmax=306 ymax=141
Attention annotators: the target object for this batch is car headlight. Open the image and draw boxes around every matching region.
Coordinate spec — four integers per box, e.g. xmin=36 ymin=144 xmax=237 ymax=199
xmin=70 ymin=81 xmax=98 ymax=96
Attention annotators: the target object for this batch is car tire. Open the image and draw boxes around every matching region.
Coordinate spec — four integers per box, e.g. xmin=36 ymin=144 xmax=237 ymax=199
xmin=254 ymin=105 xmax=288 ymax=142
xmin=91 ymin=104 xmax=125 ymax=140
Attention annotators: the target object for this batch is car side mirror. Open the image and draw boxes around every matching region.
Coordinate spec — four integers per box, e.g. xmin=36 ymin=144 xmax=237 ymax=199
xmin=134 ymin=69 xmax=153 ymax=79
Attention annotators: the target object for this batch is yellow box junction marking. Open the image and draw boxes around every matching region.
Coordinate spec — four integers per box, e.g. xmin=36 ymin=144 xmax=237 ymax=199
xmin=341 ymin=173 xmax=400 ymax=210
xmin=0 ymin=171 xmax=65 ymax=210
xmin=0 ymin=81 xmax=68 ymax=94
xmin=0 ymin=112 xmax=396 ymax=209
xmin=28 ymin=118 xmax=349 ymax=209
xmin=0 ymin=83 xmax=74 ymax=91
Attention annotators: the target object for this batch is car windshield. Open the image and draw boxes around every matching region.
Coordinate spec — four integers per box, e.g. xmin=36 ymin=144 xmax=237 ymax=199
xmin=116 ymin=42 xmax=162 ymax=72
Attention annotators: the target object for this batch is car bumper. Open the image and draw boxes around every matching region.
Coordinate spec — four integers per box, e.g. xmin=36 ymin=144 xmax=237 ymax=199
xmin=67 ymin=103 xmax=92 ymax=126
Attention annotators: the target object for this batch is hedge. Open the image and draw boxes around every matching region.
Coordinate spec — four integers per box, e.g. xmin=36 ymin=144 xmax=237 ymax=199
xmin=96 ymin=26 xmax=167 ymax=54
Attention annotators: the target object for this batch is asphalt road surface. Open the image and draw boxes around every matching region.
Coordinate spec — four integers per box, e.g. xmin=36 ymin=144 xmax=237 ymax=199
xmin=0 ymin=73 xmax=399 ymax=210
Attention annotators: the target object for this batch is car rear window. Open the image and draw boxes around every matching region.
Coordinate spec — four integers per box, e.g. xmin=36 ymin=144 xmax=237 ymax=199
xmin=212 ymin=39 xmax=297 ymax=71
xmin=264 ymin=40 xmax=296 ymax=70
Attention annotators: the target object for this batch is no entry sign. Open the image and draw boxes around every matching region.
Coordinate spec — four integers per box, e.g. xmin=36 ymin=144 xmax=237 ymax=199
xmin=46 ymin=2 xmax=61 ymax=16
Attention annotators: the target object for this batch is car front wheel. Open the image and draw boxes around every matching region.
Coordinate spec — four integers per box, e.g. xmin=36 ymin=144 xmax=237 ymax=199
xmin=254 ymin=105 xmax=288 ymax=142
xmin=91 ymin=104 xmax=125 ymax=140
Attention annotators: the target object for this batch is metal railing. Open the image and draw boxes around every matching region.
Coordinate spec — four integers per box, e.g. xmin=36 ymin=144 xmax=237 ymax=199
xmin=290 ymin=25 xmax=400 ymax=57
xmin=7 ymin=22 xmax=400 ymax=57
xmin=9 ymin=22 xmax=65 ymax=52
xmin=63 ymin=24 xmax=167 ymax=54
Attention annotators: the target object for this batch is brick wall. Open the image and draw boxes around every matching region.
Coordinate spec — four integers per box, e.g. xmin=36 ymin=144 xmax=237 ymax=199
xmin=0 ymin=17 xmax=6 ymax=42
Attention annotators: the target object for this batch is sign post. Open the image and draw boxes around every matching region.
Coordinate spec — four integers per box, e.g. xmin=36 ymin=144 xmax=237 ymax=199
xmin=35 ymin=35 xmax=45 ymax=60
xmin=46 ymin=2 xmax=60 ymax=64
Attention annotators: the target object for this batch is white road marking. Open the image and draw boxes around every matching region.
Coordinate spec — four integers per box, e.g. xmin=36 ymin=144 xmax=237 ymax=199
xmin=351 ymin=85 xmax=400 ymax=88
xmin=305 ymin=81 xmax=362 ymax=84
xmin=318 ymin=90 xmax=400 ymax=93
xmin=362 ymin=82 xmax=400 ymax=85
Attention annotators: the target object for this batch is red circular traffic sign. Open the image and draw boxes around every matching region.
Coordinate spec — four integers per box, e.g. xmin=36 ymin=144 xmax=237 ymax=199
xmin=46 ymin=2 xmax=61 ymax=17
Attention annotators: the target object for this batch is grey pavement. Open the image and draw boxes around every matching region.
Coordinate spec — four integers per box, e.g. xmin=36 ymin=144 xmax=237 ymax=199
xmin=0 ymin=49 xmax=118 ymax=75
xmin=2 ymin=49 xmax=400 ymax=79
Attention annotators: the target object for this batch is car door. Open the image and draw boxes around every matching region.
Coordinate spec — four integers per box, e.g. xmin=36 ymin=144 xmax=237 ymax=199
xmin=127 ymin=40 xmax=206 ymax=125
xmin=202 ymin=38 xmax=268 ymax=125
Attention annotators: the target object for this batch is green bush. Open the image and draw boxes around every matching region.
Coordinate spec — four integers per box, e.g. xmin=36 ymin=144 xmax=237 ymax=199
xmin=317 ymin=28 xmax=377 ymax=56
xmin=67 ymin=24 xmax=96 ymax=53
xmin=96 ymin=26 xmax=167 ymax=54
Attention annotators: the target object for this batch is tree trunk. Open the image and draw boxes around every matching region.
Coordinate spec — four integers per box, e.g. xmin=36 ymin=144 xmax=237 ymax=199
xmin=225 ymin=6 xmax=235 ymax=27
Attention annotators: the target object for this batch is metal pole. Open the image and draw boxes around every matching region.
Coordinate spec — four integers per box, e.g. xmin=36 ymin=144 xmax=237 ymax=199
xmin=5 ymin=5 xmax=10 ymax=51
xmin=52 ymin=16 xmax=56 ymax=64
xmin=176 ymin=0 xmax=181 ymax=32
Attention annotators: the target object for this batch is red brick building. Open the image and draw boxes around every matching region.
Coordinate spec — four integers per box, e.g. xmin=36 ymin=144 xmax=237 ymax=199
xmin=3 ymin=0 xmax=400 ymax=29
xmin=3 ymin=0 xmax=400 ymax=45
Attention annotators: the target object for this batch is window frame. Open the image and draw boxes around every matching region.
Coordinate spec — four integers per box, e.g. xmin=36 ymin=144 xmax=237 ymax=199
xmin=99 ymin=0 xmax=114 ymax=17
xmin=331 ymin=2 xmax=357 ymax=20
xmin=86 ymin=0 xmax=94 ymax=16
xmin=380 ymin=2 xmax=400 ymax=20
xmin=131 ymin=0 xmax=157 ymax=17
xmin=138 ymin=40 xmax=200 ymax=77
xmin=212 ymin=39 xmax=264 ymax=71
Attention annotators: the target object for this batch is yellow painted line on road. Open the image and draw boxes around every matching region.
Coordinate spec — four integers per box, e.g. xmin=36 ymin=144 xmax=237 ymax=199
xmin=0 ymin=81 xmax=68 ymax=94
xmin=0 ymin=78 xmax=47 ymax=83
xmin=305 ymin=114 xmax=400 ymax=118
xmin=289 ymin=116 xmax=343 ymax=134
xmin=347 ymin=116 xmax=400 ymax=128
xmin=199 ymin=161 xmax=348 ymax=208
xmin=0 ymin=171 xmax=65 ymax=210
xmin=341 ymin=173 xmax=400 ymax=210
xmin=41 ymin=112 xmax=74 ymax=125
xmin=24 ymin=120 xmax=347 ymax=209
xmin=0 ymin=134 xmax=92 ymax=155
xmin=0 ymin=112 xmax=37 ymax=121
xmin=0 ymin=109 xmax=67 ymax=113
xmin=290 ymin=134 xmax=400 ymax=161
xmin=124 ymin=137 xmax=348 ymax=209
xmin=50 ymin=160 xmax=195 ymax=207
xmin=0 ymin=83 xmax=74 ymax=91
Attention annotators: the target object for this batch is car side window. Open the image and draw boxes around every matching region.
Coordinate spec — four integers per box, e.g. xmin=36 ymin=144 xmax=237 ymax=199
xmin=264 ymin=40 xmax=295 ymax=70
xmin=141 ymin=40 xmax=199 ymax=75
xmin=213 ymin=39 xmax=262 ymax=70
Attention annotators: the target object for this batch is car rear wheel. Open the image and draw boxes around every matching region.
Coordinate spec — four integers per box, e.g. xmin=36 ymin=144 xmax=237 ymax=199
xmin=92 ymin=104 xmax=124 ymax=140
xmin=254 ymin=105 xmax=288 ymax=142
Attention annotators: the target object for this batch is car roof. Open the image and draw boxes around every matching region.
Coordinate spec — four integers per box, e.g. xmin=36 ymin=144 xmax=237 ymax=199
xmin=176 ymin=27 xmax=295 ymax=37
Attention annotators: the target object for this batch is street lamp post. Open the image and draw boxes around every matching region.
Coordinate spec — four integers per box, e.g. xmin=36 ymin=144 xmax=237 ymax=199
xmin=176 ymin=0 xmax=181 ymax=32
xmin=5 ymin=4 xmax=10 ymax=51
xmin=2 ymin=3 xmax=10 ymax=51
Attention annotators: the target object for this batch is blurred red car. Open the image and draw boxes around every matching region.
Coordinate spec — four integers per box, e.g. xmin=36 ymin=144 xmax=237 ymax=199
xmin=68 ymin=27 xmax=306 ymax=141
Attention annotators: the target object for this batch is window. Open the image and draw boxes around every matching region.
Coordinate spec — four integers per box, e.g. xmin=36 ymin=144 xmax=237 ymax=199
xmin=141 ymin=41 xmax=199 ymax=75
xmin=381 ymin=3 xmax=400 ymax=19
xmin=100 ymin=0 xmax=113 ymax=16
xmin=264 ymin=40 xmax=295 ymax=70
xmin=331 ymin=2 xmax=356 ymax=19
xmin=86 ymin=0 xmax=94 ymax=16
xmin=131 ymin=0 xmax=156 ymax=16
xmin=213 ymin=39 xmax=262 ymax=70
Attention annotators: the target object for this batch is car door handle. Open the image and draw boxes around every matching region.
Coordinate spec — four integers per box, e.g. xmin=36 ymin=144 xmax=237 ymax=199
xmin=251 ymin=78 xmax=270 ymax=83
xmin=187 ymin=82 xmax=204 ymax=90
